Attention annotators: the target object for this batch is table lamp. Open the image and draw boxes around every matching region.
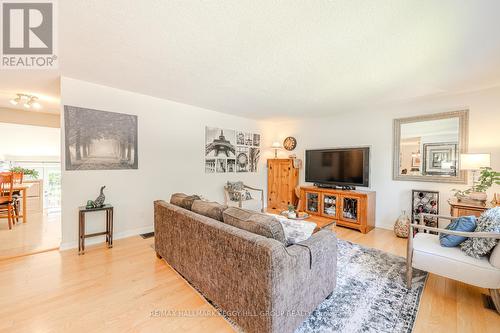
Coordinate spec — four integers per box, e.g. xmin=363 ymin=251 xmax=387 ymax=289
xmin=460 ymin=153 xmax=491 ymax=191
xmin=271 ymin=142 xmax=282 ymax=158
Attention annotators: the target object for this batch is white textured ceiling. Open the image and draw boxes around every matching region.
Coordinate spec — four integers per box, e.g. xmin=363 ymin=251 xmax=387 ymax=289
xmin=1 ymin=1 xmax=500 ymax=118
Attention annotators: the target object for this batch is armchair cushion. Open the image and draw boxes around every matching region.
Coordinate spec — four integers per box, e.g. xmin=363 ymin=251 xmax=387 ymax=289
xmin=461 ymin=207 xmax=500 ymax=258
xmin=490 ymin=244 xmax=500 ymax=269
xmin=439 ymin=216 xmax=476 ymax=247
xmin=413 ymin=233 xmax=500 ymax=289
xmin=225 ymin=181 xmax=252 ymax=201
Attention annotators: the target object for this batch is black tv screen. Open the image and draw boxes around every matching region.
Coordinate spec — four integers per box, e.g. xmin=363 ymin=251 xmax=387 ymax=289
xmin=305 ymin=147 xmax=370 ymax=187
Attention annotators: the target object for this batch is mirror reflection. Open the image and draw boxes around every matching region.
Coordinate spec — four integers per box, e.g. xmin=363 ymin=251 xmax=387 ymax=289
xmin=398 ymin=117 xmax=460 ymax=177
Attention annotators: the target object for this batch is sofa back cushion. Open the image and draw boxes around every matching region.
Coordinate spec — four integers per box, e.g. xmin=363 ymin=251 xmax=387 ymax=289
xmin=170 ymin=193 xmax=200 ymax=210
xmin=490 ymin=244 xmax=500 ymax=269
xmin=439 ymin=216 xmax=477 ymax=247
xmin=223 ymin=207 xmax=286 ymax=245
xmin=192 ymin=200 xmax=227 ymax=222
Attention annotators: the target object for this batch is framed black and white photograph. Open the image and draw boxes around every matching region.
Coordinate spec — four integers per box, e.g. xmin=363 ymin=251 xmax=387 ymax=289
xmin=205 ymin=159 xmax=216 ymax=173
xmin=411 ymin=190 xmax=439 ymax=233
xmin=205 ymin=126 xmax=260 ymax=173
xmin=64 ymin=105 xmax=138 ymax=170
xmin=227 ymin=159 xmax=236 ymax=172
xmin=249 ymin=148 xmax=260 ymax=172
xmin=245 ymin=133 xmax=253 ymax=146
xmin=236 ymin=146 xmax=249 ymax=172
xmin=253 ymin=134 xmax=260 ymax=147
xmin=423 ymin=143 xmax=457 ymax=176
xmin=205 ymin=127 xmax=236 ymax=158
xmin=216 ymin=158 xmax=227 ymax=173
xmin=236 ymin=131 xmax=245 ymax=145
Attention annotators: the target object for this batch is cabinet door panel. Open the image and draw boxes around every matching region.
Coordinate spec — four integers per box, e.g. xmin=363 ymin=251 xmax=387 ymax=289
xmin=340 ymin=196 xmax=360 ymax=223
xmin=305 ymin=192 xmax=320 ymax=214
xmin=321 ymin=193 xmax=338 ymax=218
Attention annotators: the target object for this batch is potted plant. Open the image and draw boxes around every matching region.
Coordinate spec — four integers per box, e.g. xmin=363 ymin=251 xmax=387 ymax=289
xmin=452 ymin=167 xmax=500 ymax=202
xmin=9 ymin=167 xmax=40 ymax=180
xmin=287 ymin=204 xmax=297 ymax=219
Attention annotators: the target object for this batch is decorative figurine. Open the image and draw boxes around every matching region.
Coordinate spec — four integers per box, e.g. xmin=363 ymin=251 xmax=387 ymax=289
xmin=93 ymin=186 xmax=106 ymax=207
xmin=86 ymin=186 xmax=106 ymax=209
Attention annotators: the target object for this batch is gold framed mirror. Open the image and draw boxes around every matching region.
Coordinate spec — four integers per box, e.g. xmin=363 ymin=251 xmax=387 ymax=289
xmin=393 ymin=110 xmax=468 ymax=183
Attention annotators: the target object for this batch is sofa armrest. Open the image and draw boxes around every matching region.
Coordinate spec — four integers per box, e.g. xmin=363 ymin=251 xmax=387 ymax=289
xmin=288 ymin=229 xmax=337 ymax=268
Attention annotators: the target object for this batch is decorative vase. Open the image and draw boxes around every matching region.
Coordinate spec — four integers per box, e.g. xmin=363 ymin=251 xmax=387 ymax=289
xmin=394 ymin=210 xmax=411 ymax=238
xmin=288 ymin=211 xmax=297 ymax=219
xmin=468 ymin=191 xmax=487 ymax=202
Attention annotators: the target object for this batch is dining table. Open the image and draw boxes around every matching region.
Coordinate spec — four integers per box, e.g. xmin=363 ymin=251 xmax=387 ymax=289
xmin=5 ymin=183 xmax=33 ymax=223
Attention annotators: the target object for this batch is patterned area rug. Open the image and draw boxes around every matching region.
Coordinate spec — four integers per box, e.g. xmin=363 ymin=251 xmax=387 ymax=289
xmin=296 ymin=240 xmax=427 ymax=333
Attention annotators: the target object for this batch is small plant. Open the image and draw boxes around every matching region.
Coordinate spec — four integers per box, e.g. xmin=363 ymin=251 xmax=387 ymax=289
xmin=287 ymin=204 xmax=296 ymax=212
xmin=9 ymin=167 xmax=39 ymax=179
xmin=452 ymin=167 xmax=500 ymax=197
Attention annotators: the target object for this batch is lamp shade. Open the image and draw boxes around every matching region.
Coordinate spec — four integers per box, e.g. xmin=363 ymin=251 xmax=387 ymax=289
xmin=271 ymin=141 xmax=282 ymax=149
xmin=460 ymin=153 xmax=491 ymax=170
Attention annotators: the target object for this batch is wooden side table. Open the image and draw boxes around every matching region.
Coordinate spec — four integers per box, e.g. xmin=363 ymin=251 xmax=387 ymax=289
xmin=448 ymin=198 xmax=492 ymax=218
xmin=78 ymin=204 xmax=113 ymax=255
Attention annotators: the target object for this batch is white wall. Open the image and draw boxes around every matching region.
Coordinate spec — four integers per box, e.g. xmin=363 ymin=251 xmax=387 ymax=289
xmin=60 ymin=77 xmax=271 ymax=249
xmin=0 ymin=122 xmax=60 ymax=161
xmin=262 ymin=86 xmax=500 ymax=229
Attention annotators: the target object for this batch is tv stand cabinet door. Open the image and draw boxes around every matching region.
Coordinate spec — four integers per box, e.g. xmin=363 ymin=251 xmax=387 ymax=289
xmin=304 ymin=191 xmax=320 ymax=215
xmin=320 ymin=193 xmax=339 ymax=219
xmin=339 ymin=195 xmax=362 ymax=224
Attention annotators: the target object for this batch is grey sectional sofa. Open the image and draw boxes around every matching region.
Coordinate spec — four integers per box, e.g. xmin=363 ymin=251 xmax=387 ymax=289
xmin=154 ymin=200 xmax=337 ymax=333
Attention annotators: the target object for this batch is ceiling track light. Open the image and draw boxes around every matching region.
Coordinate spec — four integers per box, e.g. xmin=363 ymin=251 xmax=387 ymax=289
xmin=9 ymin=93 xmax=42 ymax=109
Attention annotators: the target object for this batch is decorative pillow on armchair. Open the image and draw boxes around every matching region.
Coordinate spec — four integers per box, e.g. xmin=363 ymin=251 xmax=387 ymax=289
xmin=226 ymin=181 xmax=252 ymax=201
xmin=460 ymin=207 xmax=500 ymax=258
xmin=439 ymin=216 xmax=476 ymax=247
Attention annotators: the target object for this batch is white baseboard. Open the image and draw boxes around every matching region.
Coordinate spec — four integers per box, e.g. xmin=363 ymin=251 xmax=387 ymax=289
xmin=59 ymin=225 xmax=154 ymax=251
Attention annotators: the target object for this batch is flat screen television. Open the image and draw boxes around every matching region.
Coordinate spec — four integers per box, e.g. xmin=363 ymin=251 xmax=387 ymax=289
xmin=305 ymin=147 xmax=370 ymax=187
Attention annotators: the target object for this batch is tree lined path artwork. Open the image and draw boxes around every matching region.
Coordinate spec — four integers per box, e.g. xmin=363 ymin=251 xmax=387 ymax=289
xmin=64 ymin=106 xmax=138 ymax=170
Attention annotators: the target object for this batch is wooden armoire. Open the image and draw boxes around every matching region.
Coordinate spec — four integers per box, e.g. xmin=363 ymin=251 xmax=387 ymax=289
xmin=267 ymin=159 xmax=299 ymax=210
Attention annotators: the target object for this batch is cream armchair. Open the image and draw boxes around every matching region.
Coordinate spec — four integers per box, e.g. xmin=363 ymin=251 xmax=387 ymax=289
xmin=407 ymin=213 xmax=500 ymax=313
xmin=223 ymin=182 xmax=264 ymax=213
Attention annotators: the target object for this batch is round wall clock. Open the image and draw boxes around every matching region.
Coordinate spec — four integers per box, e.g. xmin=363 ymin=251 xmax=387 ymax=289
xmin=283 ymin=136 xmax=297 ymax=151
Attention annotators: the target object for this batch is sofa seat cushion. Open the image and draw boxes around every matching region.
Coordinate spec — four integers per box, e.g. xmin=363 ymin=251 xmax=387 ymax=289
xmin=413 ymin=233 xmax=500 ymax=289
xmin=170 ymin=193 xmax=201 ymax=210
xmin=191 ymin=200 xmax=227 ymax=222
xmin=222 ymin=207 xmax=286 ymax=245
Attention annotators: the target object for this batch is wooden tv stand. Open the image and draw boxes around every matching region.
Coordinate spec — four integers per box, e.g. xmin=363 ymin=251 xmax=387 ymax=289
xmin=298 ymin=186 xmax=376 ymax=233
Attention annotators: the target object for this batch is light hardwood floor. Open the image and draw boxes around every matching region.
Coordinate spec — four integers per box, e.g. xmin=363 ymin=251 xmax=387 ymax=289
xmin=0 ymin=212 xmax=61 ymax=260
xmin=0 ymin=227 xmax=498 ymax=333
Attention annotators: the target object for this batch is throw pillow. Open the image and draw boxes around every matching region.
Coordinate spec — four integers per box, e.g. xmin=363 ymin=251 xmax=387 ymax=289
xmin=490 ymin=243 xmax=500 ymax=269
xmin=226 ymin=181 xmax=246 ymax=201
xmin=439 ymin=216 xmax=476 ymax=247
xmin=170 ymin=193 xmax=201 ymax=211
xmin=271 ymin=214 xmax=316 ymax=245
xmin=460 ymin=207 xmax=500 ymax=258
xmin=191 ymin=200 xmax=227 ymax=222
xmin=222 ymin=207 xmax=286 ymax=245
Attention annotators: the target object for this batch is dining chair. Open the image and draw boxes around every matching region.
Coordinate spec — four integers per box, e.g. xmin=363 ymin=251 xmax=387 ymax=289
xmin=0 ymin=173 xmax=15 ymax=229
xmin=11 ymin=171 xmax=23 ymax=224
